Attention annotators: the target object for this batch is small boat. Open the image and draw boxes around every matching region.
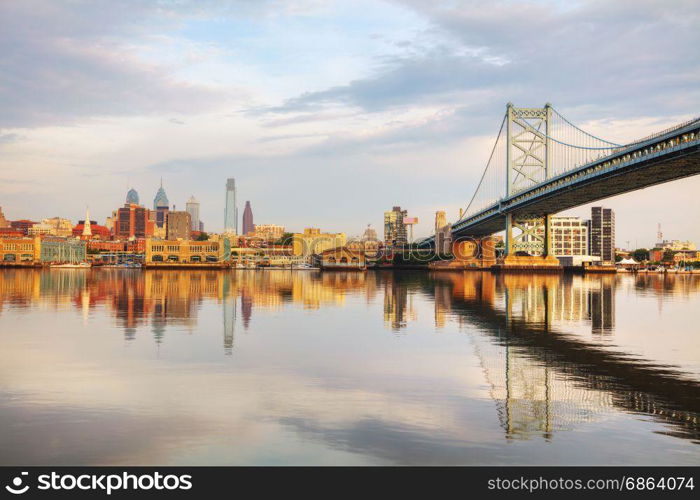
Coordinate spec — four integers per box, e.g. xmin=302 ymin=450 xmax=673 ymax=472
xmin=51 ymin=262 xmax=91 ymax=269
xmin=293 ymin=263 xmax=319 ymax=270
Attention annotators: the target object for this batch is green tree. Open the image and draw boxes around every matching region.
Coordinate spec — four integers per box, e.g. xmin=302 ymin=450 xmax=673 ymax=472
xmin=274 ymin=232 xmax=294 ymax=246
xmin=632 ymin=248 xmax=649 ymax=262
xmin=662 ymin=249 xmax=675 ymax=262
xmin=196 ymin=232 xmax=209 ymax=241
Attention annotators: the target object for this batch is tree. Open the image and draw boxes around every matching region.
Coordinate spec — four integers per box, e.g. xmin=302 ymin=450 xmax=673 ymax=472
xmin=196 ymin=232 xmax=209 ymax=241
xmin=662 ymin=249 xmax=675 ymax=262
xmin=632 ymin=248 xmax=649 ymax=262
xmin=275 ymin=232 xmax=294 ymax=246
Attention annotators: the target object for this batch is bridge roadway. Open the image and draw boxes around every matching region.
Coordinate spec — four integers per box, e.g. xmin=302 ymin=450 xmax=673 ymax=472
xmin=422 ymin=118 xmax=700 ymax=244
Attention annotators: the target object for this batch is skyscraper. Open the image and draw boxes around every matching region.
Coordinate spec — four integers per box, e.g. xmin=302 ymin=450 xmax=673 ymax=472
xmin=384 ymin=206 xmax=407 ymax=246
xmin=126 ymin=188 xmax=139 ymax=205
xmin=434 ymin=210 xmax=452 ymax=254
xmin=589 ymin=207 xmax=615 ymax=263
xmin=166 ymin=211 xmax=191 ymax=240
xmin=185 ymin=195 xmax=200 ymax=232
xmin=153 ymin=179 xmax=170 ymax=228
xmin=550 ymin=216 xmax=589 ymax=256
xmin=224 ymin=178 xmax=238 ymax=234
xmin=242 ymin=201 xmax=254 ymax=235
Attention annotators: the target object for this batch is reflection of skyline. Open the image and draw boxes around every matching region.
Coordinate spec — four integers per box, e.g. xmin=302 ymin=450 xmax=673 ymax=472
xmin=1 ymin=269 xmax=699 ymax=446
xmin=429 ymin=272 xmax=700 ymax=443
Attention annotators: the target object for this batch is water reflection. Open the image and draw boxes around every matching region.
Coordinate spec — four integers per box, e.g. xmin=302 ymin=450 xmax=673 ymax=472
xmin=0 ymin=269 xmax=698 ymax=464
xmin=429 ymin=273 xmax=699 ymax=442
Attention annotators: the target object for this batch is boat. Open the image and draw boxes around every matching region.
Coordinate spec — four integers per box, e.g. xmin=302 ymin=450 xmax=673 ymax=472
xmin=293 ymin=263 xmax=319 ymax=270
xmin=51 ymin=262 xmax=91 ymax=269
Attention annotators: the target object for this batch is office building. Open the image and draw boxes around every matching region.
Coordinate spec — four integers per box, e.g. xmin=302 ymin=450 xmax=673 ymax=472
xmin=292 ymin=228 xmax=346 ymax=257
xmin=126 ymin=187 xmax=140 ymax=205
xmin=112 ymin=202 xmax=154 ymax=240
xmin=28 ymin=217 xmax=74 ymax=237
xmin=434 ymin=210 xmax=452 ymax=254
xmin=384 ymin=206 xmax=407 ymax=246
xmin=253 ymin=224 xmax=285 ymax=241
xmin=153 ymin=180 xmax=170 ymax=229
xmin=224 ymin=178 xmax=238 ymax=234
xmin=166 ymin=211 xmax=191 ymax=240
xmin=185 ymin=196 xmax=200 ymax=232
xmin=10 ymin=220 xmax=36 ymax=235
xmin=242 ymin=200 xmax=254 ymax=236
xmin=551 ymin=216 xmax=589 ymax=256
xmin=589 ymin=207 xmax=615 ymax=263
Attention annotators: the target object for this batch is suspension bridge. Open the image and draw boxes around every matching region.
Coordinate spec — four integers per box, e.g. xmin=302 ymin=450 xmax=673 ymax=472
xmin=420 ymin=103 xmax=700 ymax=269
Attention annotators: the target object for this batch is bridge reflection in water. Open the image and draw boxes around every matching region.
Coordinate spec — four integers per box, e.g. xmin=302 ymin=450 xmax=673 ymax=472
xmin=0 ymin=269 xmax=698 ymax=446
xmin=429 ymin=272 xmax=698 ymax=443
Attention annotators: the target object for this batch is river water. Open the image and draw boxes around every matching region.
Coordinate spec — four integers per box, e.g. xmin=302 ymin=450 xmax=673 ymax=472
xmin=0 ymin=268 xmax=698 ymax=465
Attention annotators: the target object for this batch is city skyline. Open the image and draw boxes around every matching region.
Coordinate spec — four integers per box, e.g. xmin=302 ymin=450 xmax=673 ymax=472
xmin=0 ymin=1 xmax=699 ymax=247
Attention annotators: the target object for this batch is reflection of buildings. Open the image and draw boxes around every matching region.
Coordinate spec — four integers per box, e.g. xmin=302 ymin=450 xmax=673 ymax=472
xmin=383 ymin=273 xmax=417 ymax=331
xmin=430 ymin=271 xmax=699 ymax=443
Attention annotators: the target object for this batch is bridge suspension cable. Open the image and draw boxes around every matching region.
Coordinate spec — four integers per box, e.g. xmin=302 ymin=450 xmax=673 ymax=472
xmin=456 ymin=105 xmax=625 ymax=224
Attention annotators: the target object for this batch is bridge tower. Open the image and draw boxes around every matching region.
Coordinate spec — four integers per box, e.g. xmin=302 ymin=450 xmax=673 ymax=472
xmin=502 ymin=104 xmax=558 ymax=267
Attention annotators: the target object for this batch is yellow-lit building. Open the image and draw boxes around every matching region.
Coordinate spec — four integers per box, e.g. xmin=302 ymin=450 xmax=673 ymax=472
xmin=145 ymin=239 xmax=228 ymax=265
xmin=28 ymin=217 xmax=74 ymax=237
xmin=292 ymin=228 xmax=346 ymax=257
xmin=0 ymin=237 xmax=41 ymax=263
xmin=319 ymin=246 xmax=367 ymax=270
xmin=253 ymin=224 xmax=285 ymax=241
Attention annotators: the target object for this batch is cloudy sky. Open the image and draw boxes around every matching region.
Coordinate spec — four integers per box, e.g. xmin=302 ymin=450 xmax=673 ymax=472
xmin=0 ymin=0 xmax=698 ymax=247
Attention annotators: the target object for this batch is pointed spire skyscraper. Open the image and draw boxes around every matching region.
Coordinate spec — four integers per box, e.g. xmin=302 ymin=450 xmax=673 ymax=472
xmin=242 ymin=201 xmax=254 ymax=236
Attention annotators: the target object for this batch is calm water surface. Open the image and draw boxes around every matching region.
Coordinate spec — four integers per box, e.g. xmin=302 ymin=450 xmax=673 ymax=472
xmin=0 ymin=269 xmax=698 ymax=465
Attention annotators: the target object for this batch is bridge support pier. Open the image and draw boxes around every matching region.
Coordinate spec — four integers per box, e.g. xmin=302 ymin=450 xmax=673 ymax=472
xmin=495 ymin=214 xmax=562 ymax=272
xmin=429 ymin=237 xmax=497 ymax=270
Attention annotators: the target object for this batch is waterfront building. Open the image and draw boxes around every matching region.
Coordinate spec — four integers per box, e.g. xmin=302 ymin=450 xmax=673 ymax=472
xmin=253 ymin=224 xmax=285 ymax=241
xmin=384 ymin=206 xmax=407 ymax=246
xmin=185 ymin=196 xmax=200 ymax=232
xmin=112 ymin=203 xmax=154 ymax=240
xmin=29 ymin=217 xmax=74 ymax=237
xmin=242 ymin=201 xmax=254 ymax=236
xmin=40 ymin=237 xmax=87 ymax=263
xmin=589 ymin=207 xmax=615 ymax=263
xmin=292 ymin=228 xmax=346 ymax=257
xmin=224 ymin=178 xmax=238 ymax=234
xmin=318 ymin=247 xmax=366 ymax=270
xmin=550 ymin=216 xmax=589 ymax=256
xmin=153 ymin=180 xmax=170 ymax=229
xmin=0 ymin=236 xmax=40 ymax=263
xmin=166 ymin=211 xmax=191 ymax=240
xmin=145 ymin=238 xmax=230 ymax=264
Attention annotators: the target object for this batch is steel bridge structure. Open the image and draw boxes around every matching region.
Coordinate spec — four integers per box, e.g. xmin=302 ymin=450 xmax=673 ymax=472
xmin=420 ymin=104 xmax=700 ymax=268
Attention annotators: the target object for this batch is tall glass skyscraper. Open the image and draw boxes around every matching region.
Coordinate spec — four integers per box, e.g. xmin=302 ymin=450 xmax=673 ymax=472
xmin=224 ymin=178 xmax=238 ymax=234
xmin=186 ymin=195 xmax=200 ymax=232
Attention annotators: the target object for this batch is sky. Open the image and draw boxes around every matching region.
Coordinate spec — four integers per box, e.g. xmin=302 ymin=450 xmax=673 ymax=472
xmin=0 ymin=0 xmax=698 ymax=248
